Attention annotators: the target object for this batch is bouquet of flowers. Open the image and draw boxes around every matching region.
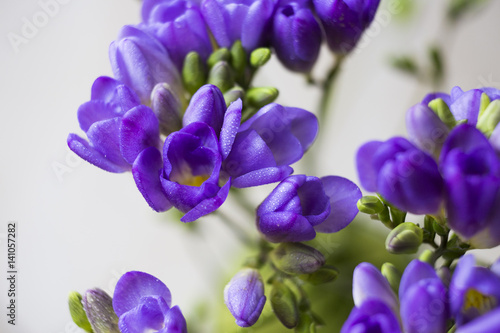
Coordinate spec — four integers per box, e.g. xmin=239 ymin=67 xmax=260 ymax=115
xmin=65 ymin=0 xmax=500 ymax=332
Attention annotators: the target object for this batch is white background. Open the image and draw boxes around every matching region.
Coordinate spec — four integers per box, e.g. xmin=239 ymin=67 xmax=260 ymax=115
xmin=1 ymin=0 xmax=500 ymax=332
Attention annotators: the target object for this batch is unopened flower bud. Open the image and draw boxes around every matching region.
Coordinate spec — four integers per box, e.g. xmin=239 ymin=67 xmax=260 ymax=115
xmin=151 ymin=83 xmax=183 ymax=135
xmin=479 ymin=92 xmax=491 ymax=117
xmin=477 ymin=99 xmax=500 ymax=137
xmin=230 ymin=40 xmax=247 ymax=81
xmin=298 ymin=265 xmax=339 ymax=285
xmin=207 ymin=61 xmax=234 ymax=93
xmin=385 ymin=222 xmax=423 ymax=254
xmin=250 ymin=48 xmax=271 ymax=68
xmin=295 ymin=312 xmax=316 ymax=333
xmin=207 ymin=48 xmax=231 ymax=68
xmin=223 ymin=86 xmax=245 ymax=107
xmin=270 ymin=243 xmax=325 ymax=275
xmin=419 ymin=249 xmax=434 ymax=264
xmin=428 ymin=98 xmax=456 ymax=129
xmin=182 ymin=51 xmax=207 ymax=95
xmin=357 ymin=196 xmax=384 ymax=215
xmin=381 ymin=262 xmax=401 ymax=293
xmin=246 ymin=87 xmax=279 ymax=108
xmin=224 ymin=268 xmax=266 ymax=327
xmin=82 ymin=288 xmax=120 ymax=333
xmin=68 ymin=291 xmax=93 ymax=332
xmin=270 ymin=281 xmax=298 ymax=328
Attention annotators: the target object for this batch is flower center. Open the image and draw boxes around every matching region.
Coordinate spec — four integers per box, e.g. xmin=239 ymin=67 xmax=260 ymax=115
xmin=463 ymin=288 xmax=497 ymax=315
xmin=180 ymin=174 xmax=210 ymax=187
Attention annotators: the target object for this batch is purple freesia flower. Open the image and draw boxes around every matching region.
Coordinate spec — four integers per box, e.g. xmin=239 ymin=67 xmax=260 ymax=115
xmin=343 ymin=260 xmax=449 ymax=333
xmin=449 ymin=254 xmax=500 ymax=327
xmin=68 ymin=76 xmax=162 ymax=173
xmin=113 ymin=271 xmax=187 ymax=333
xmin=440 ymin=124 xmax=500 ymax=245
xmin=141 ymin=0 xmax=213 ymax=69
xmin=356 ymin=137 xmax=444 ymax=214
xmin=312 ymin=0 xmax=381 ymax=54
xmin=257 ymin=174 xmax=361 ymax=242
xmin=133 ymin=85 xmax=242 ymax=221
xmin=223 ymin=103 xmax=318 ymax=188
xmin=272 ymin=2 xmax=322 ymax=72
xmin=224 ymin=268 xmax=266 ymax=327
xmin=201 ymin=0 xmax=278 ymax=52
xmin=109 ymin=25 xmax=182 ymax=105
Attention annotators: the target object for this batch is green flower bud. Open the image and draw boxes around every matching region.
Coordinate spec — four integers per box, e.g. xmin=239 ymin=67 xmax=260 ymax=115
xmin=207 ymin=61 xmax=234 ymax=93
xmin=68 ymin=291 xmax=93 ymax=332
xmin=479 ymin=92 xmax=491 ymax=117
xmin=385 ymin=222 xmax=423 ymax=254
xmin=230 ymin=40 xmax=247 ymax=81
xmin=357 ymin=196 xmax=385 ymax=215
xmin=428 ymin=98 xmax=456 ymax=129
xmin=207 ymin=48 xmax=231 ymax=68
xmin=246 ymin=87 xmax=279 ymax=108
xmin=477 ymin=99 xmax=500 ymax=137
xmin=182 ymin=52 xmax=207 ymax=95
xmin=83 ymin=288 xmax=120 ymax=333
xmin=270 ymin=281 xmax=299 ymax=328
xmin=419 ymin=249 xmax=434 ymax=264
xmin=250 ymin=48 xmax=272 ymax=68
xmin=295 ymin=312 xmax=316 ymax=333
xmin=223 ymin=86 xmax=245 ymax=107
xmin=298 ymin=265 xmax=339 ymax=285
xmin=270 ymin=243 xmax=325 ymax=275
xmin=381 ymin=263 xmax=401 ymax=293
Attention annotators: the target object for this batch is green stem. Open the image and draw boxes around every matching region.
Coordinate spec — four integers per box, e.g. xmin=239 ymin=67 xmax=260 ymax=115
xmin=317 ymin=54 xmax=346 ymax=125
xmin=431 ymin=234 xmax=449 ymax=265
xmin=213 ymin=210 xmax=254 ymax=247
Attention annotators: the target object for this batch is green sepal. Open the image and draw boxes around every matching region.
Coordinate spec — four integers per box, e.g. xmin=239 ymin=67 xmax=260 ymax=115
xmin=250 ymin=47 xmax=272 ymax=68
xmin=478 ymin=92 xmax=491 ymax=117
xmin=270 ymin=243 xmax=325 ymax=275
xmin=207 ymin=61 xmax=234 ymax=93
xmin=298 ymin=265 xmax=339 ymax=285
xmin=477 ymin=99 xmax=500 ymax=137
xmin=385 ymin=222 xmax=423 ymax=254
xmin=182 ymin=52 xmax=207 ymax=95
xmin=68 ymin=291 xmax=93 ymax=333
xmin=246 ymin=87 xmax=279 ymax=108
xmin=270 ymin=281 xmax=299 ymax=329
xmin=428 ymin=98 xmax=456 ymax=129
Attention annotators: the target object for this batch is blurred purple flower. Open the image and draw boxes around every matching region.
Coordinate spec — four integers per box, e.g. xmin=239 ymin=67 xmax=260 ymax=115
xmin=272 ymin=2 xmax=322 ymax=72
xmin=224 ymin=268 xmax=266 ymax=327
xmin=223 ymin=103 xmax=318 ymax=188
xmin=109 ymin=25 xmax=182 ymax=104
xmin=449 ymin=255 xmax=500 ymax=328
xmin=312 ymin=0 xmax=381 ymax=54
xmin=142 ymin=0 xmax=213 ymax=69
xmin=201 ymin=0 xmax=278 ymax=52
xmin=356 ymin=137 xmax=444 ymax=214
xmin=113 ymin=271 xmax=187 ymax=333
xmin=440 ymin=124 xmax=500 ymax=246
xmin=67 ymin=76 xmax=161 ymax=173
xmin=257 ymin=174 xmax=361 ymax=242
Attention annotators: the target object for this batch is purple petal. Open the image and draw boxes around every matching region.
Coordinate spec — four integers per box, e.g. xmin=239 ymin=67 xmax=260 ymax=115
xmin=421 ymin=92 xmax=451 ymax=106
xmin=456 ymin=308 xmax=500 ymax=333
xmin=257 ymin=174 xmax=307 ymax=215
xmin=201 ymin=0 xmax=232 ymax=48
xmin=180 ymin=178 xmax=231 ymax=222
xmin=356 ymin=140 xmax=383 ymax=192
xmin=231 ymin=166 xmax=293 ymax=188
xmin=241 ymin=0 xmax=277 ymax=51
xmin=132 ymin=147 xmax=172 ymax=212
xmin=118 ymin=296 xmax=169 ymax=333
xmin=120 ymin=105 xmax=160 ymax=164
xmin=220 ymin=99 xmax=243 ymax=160
xmin=67 ymin=133 xmax=130 ymax=173
xmin=113 ymin=271 xmax=172 ymax=317
xmin=183 ymin=84 xmax=226 ymax=135
xmin=341 ymin=299 xmax=401 ymax=333
xmin=406 ymin=103 xmax=449 ymax=155
xmin=450 ymin=89 xmax=482 ymax=125
xmin=258 ymin=211 xmax=316 ymax=243
xmin=90 ymin=76 xmax=140 ymax=112
xmin=159 ymin=306 xmax=188 ymax=333
xmin=399 ymin=260 xmax=439 ymax=299
xmin=77 ymin=100 xmax=120 ymax=134
xmin=352 ymin=263 xmax=399 ymax=314
xmin=285 ymin=106 xmax=319 ymax=152
xmin=314 ymin=176 xmax=361 ymax=233
xmin=440 ymin=124 xmax=495 ymax=162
